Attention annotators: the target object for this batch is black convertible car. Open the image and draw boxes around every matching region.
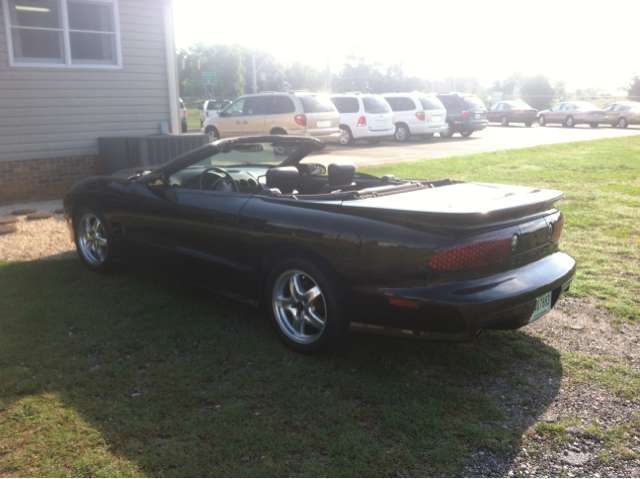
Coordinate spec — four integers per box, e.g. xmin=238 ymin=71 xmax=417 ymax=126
xmin=64 ymin=135 xmax=576 ymax=353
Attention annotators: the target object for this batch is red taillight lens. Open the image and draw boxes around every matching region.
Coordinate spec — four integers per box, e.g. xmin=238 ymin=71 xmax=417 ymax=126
xmin=294 ymin=115 xmax=307 ymax=127
xmin=429 ymin=231 xmax=512 ymax=271
xmin=357 ymin=116 xmax=366 ymax=126
xmin=551 ymin=213 xmax=564 ymax=242
xmin=184 ymin=110 xmax=188 ymax=118
xmin=416 ymin=111 xmax=426 ymax=121
xmin=206 ymin=111 xmax=209 ymax=117
xmin=461 ymin=110 xmax=470 ymax=119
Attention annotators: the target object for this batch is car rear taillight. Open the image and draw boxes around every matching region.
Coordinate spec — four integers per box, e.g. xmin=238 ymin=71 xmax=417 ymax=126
xmin=416 ymin=111 xmax=426 ymax=121
xmin=357 ymin=116 xmax=366 ymax=126
xmin=184 ymin=110 xmax=188 ymax=118
xmin=550 ymin=213 xmax=564 ymax=243
xmin=429 ymin=231 xmax=513 ymax=271
xmin=513 ymin=110 xmax=522 ymax=114
xmin=461 ymin=110 xmax=470 ymax=119
xmin=294 ymin=115 xmax=307 ymax=127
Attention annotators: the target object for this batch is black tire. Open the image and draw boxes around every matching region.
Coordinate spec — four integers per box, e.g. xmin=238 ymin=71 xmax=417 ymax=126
xmin=421 ymin=133 xmax=434 ymax=140
xmin=564 ymin=116 xmax=575 ymax=128
xmin=618 ymin=117 xmax=628 ymax=129
xmin=589 ymin=123 xmax=599 ymax=128
xmin=338 ymin=125 xmax=355 ymax=146
xmin=538 ymin=115 xmax=546 ymax=126
xmin=205 ymin=126 xmax=220 ymax=142
xmin=74 ymin=205 xmax=117 ymax=273
xmin=524 ymin=121 xmax=533 ymax=127
xmin=460 ymin=131 xmax=473 ymax=137
xmin=439 ymin=121 xmax=454 ymax=138
xmin=265 ymin=255 xmax=349 ymax=354
xmin=501 ymin=116 xmax=509 ymax=127
xmin=394 ymin=123 xmax=411 ymax=142
xmin=200 ymin=120 xmax=203 ymax=128
xmin=181 ymin=121 xmax=188 ymax=133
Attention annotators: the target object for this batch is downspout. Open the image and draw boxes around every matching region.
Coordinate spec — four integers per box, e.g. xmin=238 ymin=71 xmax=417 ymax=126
xmin=163 ymin=0 xmax=180 ymax=134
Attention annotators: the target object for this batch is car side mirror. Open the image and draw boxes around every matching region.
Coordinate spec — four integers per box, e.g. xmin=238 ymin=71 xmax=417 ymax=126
xmin=301 ymin=163 xmax=327 ymax=175
xmin=218 ymin=110 xmax=228 ymax=117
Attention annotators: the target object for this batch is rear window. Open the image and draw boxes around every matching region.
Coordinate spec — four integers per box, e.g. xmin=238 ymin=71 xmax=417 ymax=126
xmin=330 ymin=97 xmax=360 ymax=114
xmin=299 ymin=96 xmax=336 ymax=114
xmin=462 ymin=96 xmax=486 ymax=110
xmin=507 ymin=101 xmax=533 ymax=110
xmin=362 ymin=95 xmax=391 ymax=114
xmin=419 ymin=96 xmax=444 ymax=110
xmin=384 ymin=97 xmax=416 ymax=112
xmin=438 ymin=95 xmax=461 ymax=109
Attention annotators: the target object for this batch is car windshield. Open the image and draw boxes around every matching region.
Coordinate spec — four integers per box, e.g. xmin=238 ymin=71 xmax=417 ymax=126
xmin=189 ymin=141 xmax=310 ymax=168
xmin=299 ymin=95 xmax=336 ymax=113
xmin=362 ymin=95 xmax=391 ymax=114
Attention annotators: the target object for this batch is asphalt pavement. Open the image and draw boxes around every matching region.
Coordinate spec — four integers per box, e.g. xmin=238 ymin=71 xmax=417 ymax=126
xmin=307 ymin=123 xmax=640 ymax=168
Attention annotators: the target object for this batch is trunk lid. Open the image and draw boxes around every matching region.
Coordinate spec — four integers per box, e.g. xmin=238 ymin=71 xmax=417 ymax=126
xmin=341 ymin=182 xmax=563 ymax=227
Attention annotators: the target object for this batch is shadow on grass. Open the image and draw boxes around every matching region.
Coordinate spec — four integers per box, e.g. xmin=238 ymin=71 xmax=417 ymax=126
xmin=0 ymin=259 xmax=562 ymax=477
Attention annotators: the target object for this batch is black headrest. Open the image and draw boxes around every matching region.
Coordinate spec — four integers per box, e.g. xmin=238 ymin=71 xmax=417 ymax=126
xmin=266 ymin=167 xmax=298 ymax=194
xmin=328 ymin=163 xmax=356 ymax=186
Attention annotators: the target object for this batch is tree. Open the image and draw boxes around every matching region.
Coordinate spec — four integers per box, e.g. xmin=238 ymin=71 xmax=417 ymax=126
xmin=628 ymin=75 xmax=640 ymax=102
xmin=332 ymin=57 xmax=428 ymax=94
xmin=282 ymin=61 xmax=326 ymax=92
xmin=177 ymin=44 xmax=246 ymax=99
xmin=521 ymin=74 xmax=554 ymax=111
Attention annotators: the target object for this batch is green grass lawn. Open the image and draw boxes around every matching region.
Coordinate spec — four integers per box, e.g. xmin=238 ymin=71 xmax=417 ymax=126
xmin=1 ymin=137 xmax=639 ymax=476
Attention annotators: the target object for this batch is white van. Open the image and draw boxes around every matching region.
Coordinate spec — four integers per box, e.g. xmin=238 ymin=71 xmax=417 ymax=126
xmin=383 ymin=93 xmax=447 ymax=142
xmin=329 ymin=94 xmax=394 ymax=146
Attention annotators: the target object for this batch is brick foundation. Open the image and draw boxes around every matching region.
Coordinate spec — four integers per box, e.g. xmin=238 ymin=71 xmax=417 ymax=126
xmin=0 ymin=155 xmax=99 ymax=206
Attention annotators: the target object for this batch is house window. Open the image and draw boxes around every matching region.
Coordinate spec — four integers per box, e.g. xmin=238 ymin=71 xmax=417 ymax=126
xmin=3 ymin=0 xmax=121 ymax=67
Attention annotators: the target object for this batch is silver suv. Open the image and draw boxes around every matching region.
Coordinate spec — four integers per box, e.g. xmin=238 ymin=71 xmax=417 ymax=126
xmin=201 ymin=92 xmax=340 ymax=143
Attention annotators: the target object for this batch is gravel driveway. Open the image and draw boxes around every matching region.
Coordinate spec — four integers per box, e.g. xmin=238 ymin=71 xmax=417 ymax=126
xmin=1 ymin=199 xmax=639 ymax=478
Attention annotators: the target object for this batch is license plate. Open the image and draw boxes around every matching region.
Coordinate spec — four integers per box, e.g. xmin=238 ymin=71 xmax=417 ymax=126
xmin=432 ymin=115 xmax=440 ymax=121
xmin=475 ymin=112 xmax=484 ymax=119
xmin=317 ymin=120 xmax=331 ymax=128
xmin=375 ymin=120 xmax=386 ymax=128
xmin=530 ymin=291 xmax=552 ymax=323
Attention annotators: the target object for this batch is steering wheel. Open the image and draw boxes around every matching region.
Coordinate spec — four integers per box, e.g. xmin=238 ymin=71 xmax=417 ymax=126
xmin=198 ymin=167 xmax=239 ymax=192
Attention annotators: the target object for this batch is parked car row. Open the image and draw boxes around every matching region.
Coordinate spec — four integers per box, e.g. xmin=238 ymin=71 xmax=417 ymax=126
xmin=488 ymin=100 xmax=640 ymax=129
xmin=199 ymin=91 xmax=491 ymax=144
xmin=196 ymin=92 xmax=639 ymax=144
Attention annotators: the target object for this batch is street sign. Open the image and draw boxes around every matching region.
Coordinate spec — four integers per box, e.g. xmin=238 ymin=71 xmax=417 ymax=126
xmin=202 ymin=72 xmax=216 ymax=85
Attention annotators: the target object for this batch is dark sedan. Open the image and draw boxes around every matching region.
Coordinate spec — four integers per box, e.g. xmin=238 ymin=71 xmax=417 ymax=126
xmin=64 ymin=136 xmax=576 ymax=353
xmin=487 ymin=100 xmax=538 ymax=127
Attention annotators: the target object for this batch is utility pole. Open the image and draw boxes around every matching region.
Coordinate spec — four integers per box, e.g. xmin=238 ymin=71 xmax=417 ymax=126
xmin=252 ymin=49 xmax=257 ymax=94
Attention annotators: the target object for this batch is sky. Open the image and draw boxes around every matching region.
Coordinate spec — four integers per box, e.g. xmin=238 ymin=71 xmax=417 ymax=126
xmin=172 ymin=0 xmax=639 ymax=93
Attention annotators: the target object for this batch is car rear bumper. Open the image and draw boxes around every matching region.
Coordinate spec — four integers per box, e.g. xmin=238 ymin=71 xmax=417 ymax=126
xmin=453 ymin=119 xmax=488 ymax=132
xmin=346 ymin=251 xmax=576 ymax=341
xmin=304 ymin=129 xmax=342 ymax=142
xmin=411 ymin=123 xmax=448 ymax=134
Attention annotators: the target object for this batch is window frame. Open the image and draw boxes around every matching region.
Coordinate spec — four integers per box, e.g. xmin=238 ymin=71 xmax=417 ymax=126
xmin=3 ymin=0 xmax=122 ymax=69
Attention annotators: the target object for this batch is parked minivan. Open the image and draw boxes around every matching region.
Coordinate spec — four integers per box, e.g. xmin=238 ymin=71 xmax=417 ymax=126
xmin=383 ymin=93 xmax=447 ymax=142
xmin=201 ymin=92 xmax=341 ymax=143
xmin=435 ymin=93 xmax=488 ymax=138
xmin=329 ymin=94 xmax=395 ymax=145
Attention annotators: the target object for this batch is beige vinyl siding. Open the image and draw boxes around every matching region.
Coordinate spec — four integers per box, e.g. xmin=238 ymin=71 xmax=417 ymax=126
xmin=0 ymin=0 xmax=174 ymax=163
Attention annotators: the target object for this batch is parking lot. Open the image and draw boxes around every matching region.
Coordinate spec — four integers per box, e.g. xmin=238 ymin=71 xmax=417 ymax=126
xmin=309 ymin=124 xmax=640 ymax=167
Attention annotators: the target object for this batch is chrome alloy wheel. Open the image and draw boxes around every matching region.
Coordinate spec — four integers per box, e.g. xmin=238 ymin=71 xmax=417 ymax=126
xmin=338 ymin=127 xmax=351 ymax=145
xmin=78 ymin=214 xmax=108 ymax=266
xmin=272 ymin=269 xmax=327 ymax=344
xmin=395 ymin=125 xmax=408 ymax=141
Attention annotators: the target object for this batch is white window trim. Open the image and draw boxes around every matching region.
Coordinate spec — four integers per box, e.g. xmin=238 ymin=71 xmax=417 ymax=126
xmin=2 ymin=0 xmax=122 ymax=69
